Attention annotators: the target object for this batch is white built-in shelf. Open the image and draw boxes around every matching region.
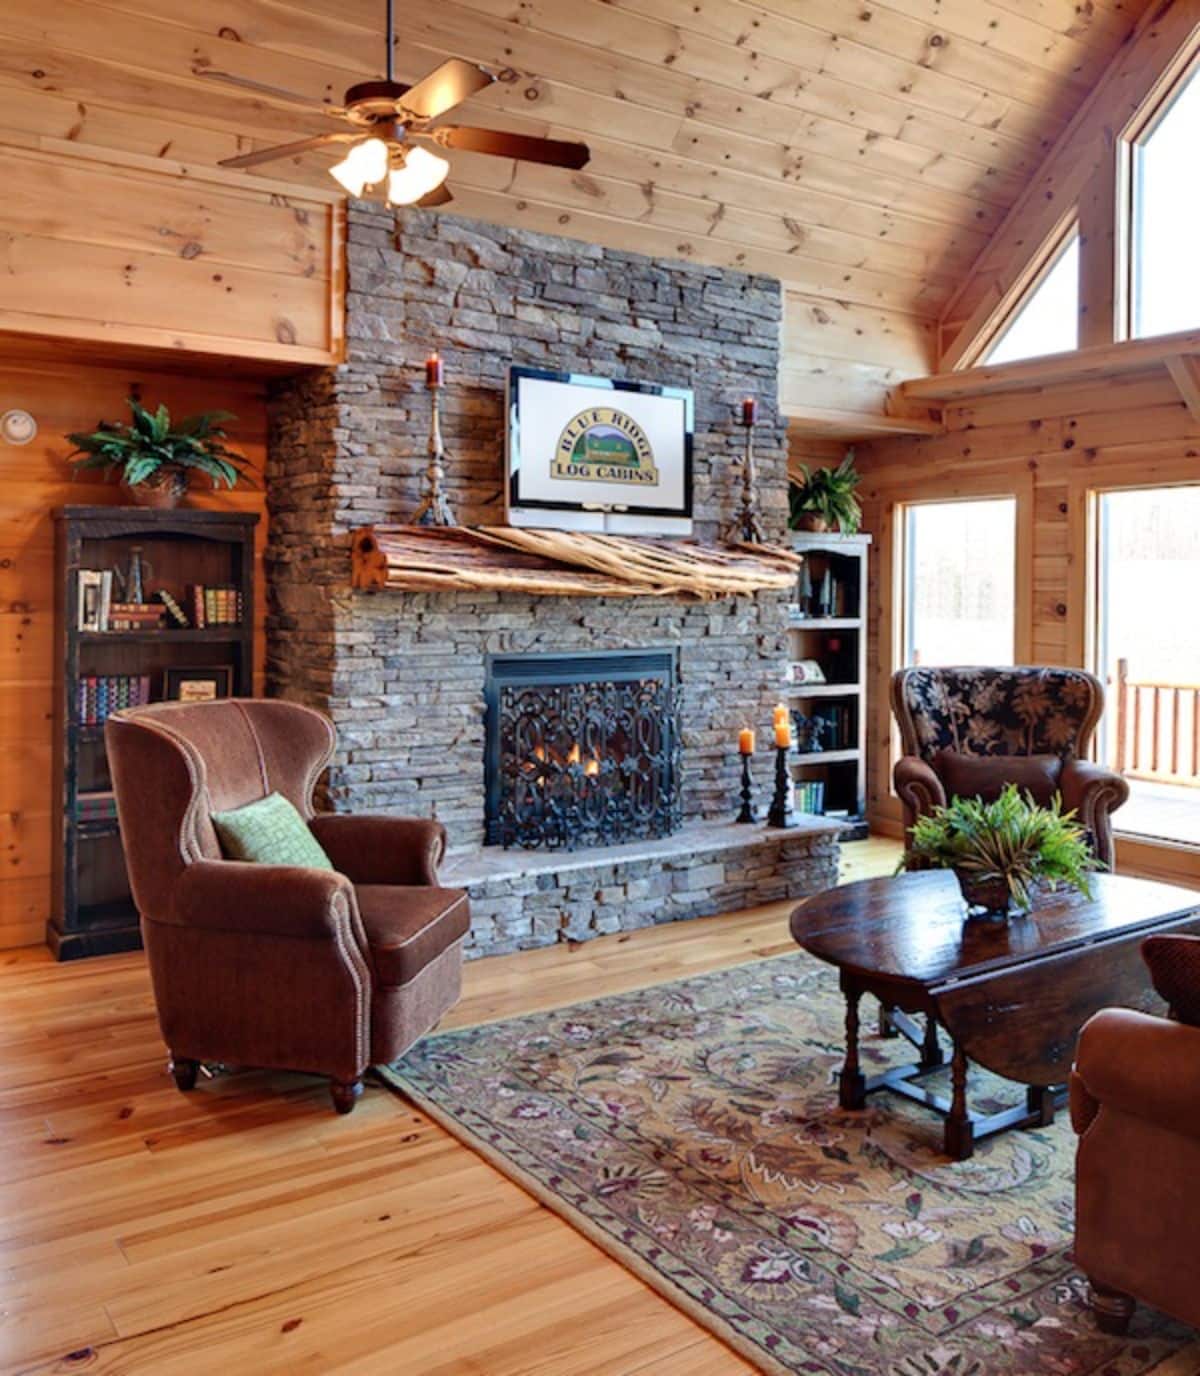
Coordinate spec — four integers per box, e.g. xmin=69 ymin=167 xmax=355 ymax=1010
xmin=791 ymin=748 xmax=861 ymax=766
xmin=787 ymin=682 xmax=861 ymax=698
xmin=788 ymin=616 xmax=863 ymax=631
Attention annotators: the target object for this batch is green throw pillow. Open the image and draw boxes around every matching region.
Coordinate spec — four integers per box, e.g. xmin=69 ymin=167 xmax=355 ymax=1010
xmin=211 ymin=792 xmax=335 ymax=871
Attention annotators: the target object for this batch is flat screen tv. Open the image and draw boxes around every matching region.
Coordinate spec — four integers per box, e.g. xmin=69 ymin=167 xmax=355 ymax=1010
xmin=505 ymin=366 xmax=694 ymax=534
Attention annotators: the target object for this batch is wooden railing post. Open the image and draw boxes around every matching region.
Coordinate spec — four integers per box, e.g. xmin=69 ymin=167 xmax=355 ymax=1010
xmin=1115 ymin=657 xmax=1129 ymax=776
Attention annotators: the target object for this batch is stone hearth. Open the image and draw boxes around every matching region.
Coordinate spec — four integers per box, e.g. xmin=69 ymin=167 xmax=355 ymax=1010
xmin=267 ymin=205 xmax=839 ymax=954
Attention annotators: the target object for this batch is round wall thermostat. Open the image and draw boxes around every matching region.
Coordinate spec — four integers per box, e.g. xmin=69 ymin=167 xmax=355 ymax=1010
xmin=1 ymin=409 xmax=37 ymax=446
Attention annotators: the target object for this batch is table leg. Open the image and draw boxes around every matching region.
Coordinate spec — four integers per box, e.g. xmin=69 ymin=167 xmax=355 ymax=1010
xmin=839 ymin=983 xmax=867 ymax=1110
xmin=944 ymin=1040 xmax=975 ymax=1160
xmin=1026 ymin=1084 xmax=1056 ymax=1127
xmin=920 ymin=1015 xmax=945 ymax=1070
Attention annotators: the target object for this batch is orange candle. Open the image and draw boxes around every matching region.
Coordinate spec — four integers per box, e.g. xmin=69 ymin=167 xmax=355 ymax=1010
xmin=738 ymin=727 xmax=755 ymax=755
xmin=773 ymin=702 xmax=788 ymax=728
xmin=775 ymin=719 xmax=792 ymax=749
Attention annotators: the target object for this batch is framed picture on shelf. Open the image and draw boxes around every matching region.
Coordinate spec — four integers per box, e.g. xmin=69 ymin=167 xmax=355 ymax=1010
xmin=163 ymin=666 xmax=233 ymax=703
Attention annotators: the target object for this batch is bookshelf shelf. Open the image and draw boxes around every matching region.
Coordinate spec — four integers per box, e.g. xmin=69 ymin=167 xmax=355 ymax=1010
xmin=788 ymin=532 xmax=871 ymax=834
xmin=53 ymin=506 xmax=258 ymax=961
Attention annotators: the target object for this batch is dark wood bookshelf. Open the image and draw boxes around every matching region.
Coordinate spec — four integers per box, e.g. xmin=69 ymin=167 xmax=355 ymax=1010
xmin=52 ymin=506 xmax=258 ymax=960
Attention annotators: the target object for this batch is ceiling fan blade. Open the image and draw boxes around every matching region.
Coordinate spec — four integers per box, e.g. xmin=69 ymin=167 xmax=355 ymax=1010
xmin=429 ymin=126 xmax=591 ymax=170
xmin=194 ymin=67 xmax=346 ymax=117
xmin=219 ymin=132 xmax=356 ymax=170
xmin=398 ymin=59 xmax=494 ymax=120
xmin=417 ymin=183 xmax=455 ymax=208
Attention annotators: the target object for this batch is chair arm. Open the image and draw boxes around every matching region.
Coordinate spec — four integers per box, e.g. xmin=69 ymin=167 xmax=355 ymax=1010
xmin=172 ymin=859 xmax=359 ymax=941
xmin=1060 ymin=759 xmax=1129 ymax=818
xmin=893 ymin=755 xmax=946 ymax=823
xmin=1072 ymin=1007 xmax=1200 ymax=1141
xmin=308 ymin=814 xmax=447 ymax=886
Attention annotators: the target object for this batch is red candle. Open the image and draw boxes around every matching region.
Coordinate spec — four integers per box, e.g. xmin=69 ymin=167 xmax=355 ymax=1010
xmin=740 ymin=396 xmax=757 ymax=427
xmin=425 ymin=353 xmax=444 ymax=388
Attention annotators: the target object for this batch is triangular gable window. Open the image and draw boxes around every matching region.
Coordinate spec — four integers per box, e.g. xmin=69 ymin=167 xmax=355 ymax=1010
xmin=982 ymin=234 xmax=1079 ymax=366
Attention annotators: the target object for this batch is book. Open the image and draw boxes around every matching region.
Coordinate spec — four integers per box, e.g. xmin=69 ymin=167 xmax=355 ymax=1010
xmin=156 ymin=589 xmax=189 ymax=627
xmin=77 ymin=571 xmax=103 ymax=631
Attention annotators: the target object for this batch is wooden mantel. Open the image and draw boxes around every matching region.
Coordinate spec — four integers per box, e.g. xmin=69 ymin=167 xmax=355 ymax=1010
xmin=351 ymin=526 xmax=802 ymax=600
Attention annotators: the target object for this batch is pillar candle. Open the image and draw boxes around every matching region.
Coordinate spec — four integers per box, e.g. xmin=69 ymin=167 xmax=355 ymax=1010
xmin=741 ymin=396 xmax=758 ymax=427
xmin=775 ymin=719 xmax=792 ymax=749
xmin=738 ymin=727 xmax=755 ymax=755
xmin=773 ymin=702 xmax=788 ymax=728
xmin=425 ymin=353 xmax=444 ymax=387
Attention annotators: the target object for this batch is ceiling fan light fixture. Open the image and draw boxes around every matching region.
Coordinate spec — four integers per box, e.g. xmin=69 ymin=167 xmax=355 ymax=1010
xmin=329 ymin=136 xmax=391 ymax=195
xmin=387 ymin=146 xmax=451 ymax=206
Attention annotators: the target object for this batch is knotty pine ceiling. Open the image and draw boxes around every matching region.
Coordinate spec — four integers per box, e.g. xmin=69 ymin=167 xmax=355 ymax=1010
xmin=1 ymin=0 xmax=1150 ymax=326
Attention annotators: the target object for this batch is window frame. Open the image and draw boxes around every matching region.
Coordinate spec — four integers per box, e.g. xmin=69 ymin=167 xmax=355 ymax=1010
xmin=1120 ymin=46 xmax=1200 ymax=342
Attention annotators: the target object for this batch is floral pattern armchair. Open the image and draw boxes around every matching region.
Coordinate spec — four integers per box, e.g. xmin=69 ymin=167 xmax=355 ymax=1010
xmin=891 ymin=666 xmax=1129 ymax=867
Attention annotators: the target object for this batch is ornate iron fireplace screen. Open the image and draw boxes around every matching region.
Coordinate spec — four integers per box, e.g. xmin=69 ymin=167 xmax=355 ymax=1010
xmin=484 ymin=650 xmax=681 ymax=850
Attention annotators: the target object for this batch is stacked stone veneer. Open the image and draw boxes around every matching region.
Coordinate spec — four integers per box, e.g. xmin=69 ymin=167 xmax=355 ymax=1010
xmin=268 ymin=204 xmax=837 ymax=952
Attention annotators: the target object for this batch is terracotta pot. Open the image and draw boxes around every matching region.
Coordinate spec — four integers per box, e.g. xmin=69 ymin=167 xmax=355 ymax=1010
xmin=128 ymin=469 xmax=188 ymax=510
xmin=956 ymin=871 xmax=1014 ymax=920
xmin=797 ymin=511 xmax=831 ymax=533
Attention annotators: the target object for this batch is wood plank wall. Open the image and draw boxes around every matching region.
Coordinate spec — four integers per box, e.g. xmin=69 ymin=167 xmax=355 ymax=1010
xmin=854 ymin=368 xmax=1200 ymax=882
xmin=0 ymin=355 xmax=267 ymax=949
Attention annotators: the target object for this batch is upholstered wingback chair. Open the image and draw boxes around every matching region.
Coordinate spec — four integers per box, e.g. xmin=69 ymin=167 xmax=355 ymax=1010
xmin=891 ymin=666 xmax=1129 ymax=866
xmin=106 ymin=699 xmax=469 ymax=1114
xmin=1071 ymin=935 xmax=1200 ymax=1334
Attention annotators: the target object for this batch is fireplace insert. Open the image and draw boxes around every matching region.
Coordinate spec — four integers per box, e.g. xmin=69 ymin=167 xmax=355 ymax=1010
xmin=484 ymin=649 xmax=681 ymax=850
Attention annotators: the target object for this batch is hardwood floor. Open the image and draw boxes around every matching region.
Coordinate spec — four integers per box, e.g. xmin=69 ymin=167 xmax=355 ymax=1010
xmin=0 ymin=839 xmax=898 ymax=1376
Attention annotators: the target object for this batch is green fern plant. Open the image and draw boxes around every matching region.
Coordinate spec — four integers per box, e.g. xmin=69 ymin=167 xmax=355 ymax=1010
xmin=67 ymin=399 xmax=252 ymax=491
xmin=901 ymin=783 xmax=1100 ymax=912
xmin=789 ymin=451 xmax=862 ymax=533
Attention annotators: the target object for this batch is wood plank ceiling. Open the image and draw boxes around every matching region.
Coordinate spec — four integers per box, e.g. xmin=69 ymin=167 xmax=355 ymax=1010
xmin=0 ymin=0 xmax=1151 ymax=387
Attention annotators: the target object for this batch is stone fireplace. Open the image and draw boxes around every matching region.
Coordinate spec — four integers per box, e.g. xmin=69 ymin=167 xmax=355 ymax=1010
xmin=267 ymin=204 xmax=841 ymax=954
xmin=484 ymin=649 xmax=681 ymax=850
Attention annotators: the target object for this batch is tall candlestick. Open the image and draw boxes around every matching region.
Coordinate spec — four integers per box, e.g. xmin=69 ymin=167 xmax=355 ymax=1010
xmin=767 ymin=740 xmax=798 ymax=828
xmin=413 ymin=356 xmax=456 ymax=527
xmin=723 ymin=396 xmax=766 ymax=544
xmin=736 ymin=752 xmax=756 ymax=823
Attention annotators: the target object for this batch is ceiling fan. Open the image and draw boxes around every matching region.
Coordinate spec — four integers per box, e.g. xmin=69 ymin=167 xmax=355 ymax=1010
xmin=197 ymin=0 xmax=590 ymax=208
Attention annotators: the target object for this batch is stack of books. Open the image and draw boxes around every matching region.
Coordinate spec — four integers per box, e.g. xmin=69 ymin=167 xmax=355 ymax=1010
xmin=77 ymin=790 xmax=118 ymax=823
xmin=78 ymin=674 xmax=153 ymax=726
xmin=796 ymin=780 xmax=826 ymax=815
xmin=188 ymin=584 xmax=243 ymax=628
xmin=107 ymin=603 xmax=164 ymax=631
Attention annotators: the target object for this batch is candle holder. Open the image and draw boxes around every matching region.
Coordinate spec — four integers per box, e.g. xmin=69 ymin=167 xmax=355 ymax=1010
xmin=412 ymin=367 xmax=457 ymax=528
xmin=736 ymin=753 xmax=756 ymax=823
xmin=766 ymin=744 xmax=798 ymax=828
xmin=723 ymin=405 xmax=766 ymax=545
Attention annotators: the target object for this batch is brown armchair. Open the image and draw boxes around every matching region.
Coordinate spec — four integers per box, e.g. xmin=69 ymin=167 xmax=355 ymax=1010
xmin=106 ymin=699 xmax=469 ymax=1114
xmin=891 ymin=665 xmax=1129 ymax=867
xmin=1071 ymin=936 xmax=1200 ymax=1333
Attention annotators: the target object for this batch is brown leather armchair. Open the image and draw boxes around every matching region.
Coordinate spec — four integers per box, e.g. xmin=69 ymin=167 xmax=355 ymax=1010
xmin=891 ymin=665 xmax=1129 ymax=867
xmin=106 ymin=699 xmax=469 ymax=1114
xmin=1072 ymin=1001 xmax=1200 ymax=1332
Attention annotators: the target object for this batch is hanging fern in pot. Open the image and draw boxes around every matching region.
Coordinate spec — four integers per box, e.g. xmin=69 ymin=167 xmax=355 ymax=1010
xmin=67 ymin=399 xmax=253 ymax=509
xmin=901 ymin=784 xmax=1101 ymax=920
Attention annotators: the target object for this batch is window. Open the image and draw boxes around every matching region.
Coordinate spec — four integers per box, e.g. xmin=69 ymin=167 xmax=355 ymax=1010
xmin=1131 ymin=61 xmax=1200 ymax=338
xmin=1093 ymin=485 xmax=1200 ymax=846
xmin=901 ymin=498 xmax=1017 ymax=668
xmin=982 ymin=235 xmax=1079 ymax=366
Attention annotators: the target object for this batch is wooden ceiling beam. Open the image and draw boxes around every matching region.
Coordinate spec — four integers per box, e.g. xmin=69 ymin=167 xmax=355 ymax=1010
xmin=1166 ymin=355 xmax=1200 ymax=424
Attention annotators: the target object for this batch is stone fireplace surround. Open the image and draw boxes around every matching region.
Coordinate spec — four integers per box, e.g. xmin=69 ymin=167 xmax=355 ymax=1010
xmin=267 ymin=204 xmax=840 ymax=955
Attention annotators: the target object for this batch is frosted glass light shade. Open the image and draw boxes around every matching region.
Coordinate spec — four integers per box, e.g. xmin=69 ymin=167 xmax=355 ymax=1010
xmin=329 ymin=137 xmax=390 ymax=196
xmin=387 ymin=147 xmax=450 ymax=205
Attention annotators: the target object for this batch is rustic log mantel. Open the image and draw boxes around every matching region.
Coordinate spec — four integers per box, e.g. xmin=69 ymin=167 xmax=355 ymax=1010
xmin=350 ymin=525 xmax=802 ymax=599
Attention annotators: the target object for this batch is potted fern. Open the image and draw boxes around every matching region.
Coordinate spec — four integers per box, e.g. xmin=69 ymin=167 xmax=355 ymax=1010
xmin=789 ymin=451 xmax=862 ymax=534
xmin=902 ymin=784 xmax=1101 ymax=920
xmin=67 ymin=399 xmax=252 ymax=509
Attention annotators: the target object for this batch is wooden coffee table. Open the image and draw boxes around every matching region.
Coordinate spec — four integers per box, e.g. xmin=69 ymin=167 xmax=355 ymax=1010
xmin=790 ymin=869 xmax=1200 ymax=1160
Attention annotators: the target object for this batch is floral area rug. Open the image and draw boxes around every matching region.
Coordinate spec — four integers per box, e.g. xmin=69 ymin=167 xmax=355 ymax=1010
xmin=380 ymin=954 xmax=1200 ymax=1375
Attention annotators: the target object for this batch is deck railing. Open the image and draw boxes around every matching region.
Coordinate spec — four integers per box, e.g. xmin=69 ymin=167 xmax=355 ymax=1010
xmin=1113 ymin=658 xmax=1200 ymax=787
